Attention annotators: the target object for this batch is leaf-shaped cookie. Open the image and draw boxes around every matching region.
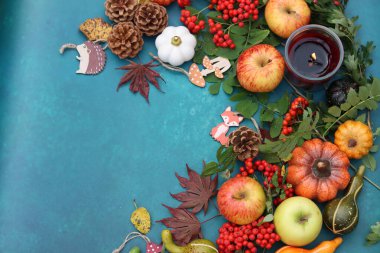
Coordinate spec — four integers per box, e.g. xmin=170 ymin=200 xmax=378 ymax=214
xmin=130 ymin=200 xmax=151 ymax=234
xmin=79 ymin=18 xmax=112 ymax=41
xmin=171 ymin=164 xmax=218 ymax=214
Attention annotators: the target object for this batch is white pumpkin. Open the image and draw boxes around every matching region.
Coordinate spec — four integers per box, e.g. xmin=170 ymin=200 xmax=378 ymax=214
xmin=155 ymin=26 xmax=197 ymax=66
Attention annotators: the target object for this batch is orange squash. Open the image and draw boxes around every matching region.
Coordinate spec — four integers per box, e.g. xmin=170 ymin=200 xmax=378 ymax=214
xmin=334 ymin=120 xmax=373 ymax=159
xmin=276 ymin=237 xmax=343 ymax=253
xmin=287 ymin=139 xmax=350 ymax=202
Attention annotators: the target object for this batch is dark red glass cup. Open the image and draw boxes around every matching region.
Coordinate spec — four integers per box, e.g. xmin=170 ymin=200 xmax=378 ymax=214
xmin=284 ymin=24 xmax=344 ymax=89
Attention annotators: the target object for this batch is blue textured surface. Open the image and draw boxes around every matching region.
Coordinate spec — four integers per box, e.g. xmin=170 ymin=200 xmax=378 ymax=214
xmin=0 ymin=0 xmax=380 ymax=252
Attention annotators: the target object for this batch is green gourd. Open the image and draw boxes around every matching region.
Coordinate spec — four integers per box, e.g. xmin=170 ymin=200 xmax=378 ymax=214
xmin=129 ymin=246 xmax=141 ymax=253
xmin=323 ymin=165 xmax=366 ymax=234
xmin=161 ymin=230 xmax=217 ymax=253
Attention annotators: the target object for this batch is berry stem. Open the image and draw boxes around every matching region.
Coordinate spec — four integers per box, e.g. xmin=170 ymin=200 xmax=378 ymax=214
xmin=283 ymin=75 xmax=308 ymax=100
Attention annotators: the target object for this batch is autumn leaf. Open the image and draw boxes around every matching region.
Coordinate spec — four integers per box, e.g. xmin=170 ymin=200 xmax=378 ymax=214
xmin=171 ymin=164 xmax=218 ymax=214
xmin=117 ymin=60 xmax=165 ymax=103
xmin=158 ymin=205 xmax=202 ymax=246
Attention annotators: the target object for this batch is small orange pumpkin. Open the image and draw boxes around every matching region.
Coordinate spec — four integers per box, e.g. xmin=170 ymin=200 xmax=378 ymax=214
xmin=334 ymin=120 xmax=373 ymax=159
xmin=287 ymin=139 xmax=351 ymax=202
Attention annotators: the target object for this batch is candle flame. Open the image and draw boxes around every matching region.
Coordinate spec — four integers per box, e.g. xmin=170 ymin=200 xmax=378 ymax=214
xmin=311 ymin=52 xmax=317 ymax=61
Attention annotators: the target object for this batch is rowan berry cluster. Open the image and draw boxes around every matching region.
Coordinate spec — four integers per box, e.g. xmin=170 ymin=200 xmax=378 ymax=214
xmin=208 ymin=19 xmax=236 ymax=48
xmin=209 ymin=0 xmax=260 ymax=26
xmin=180 ymin=10 xmax=206 ymax=34
xmin=217 ymin=217 xmax=281 ymax=252
xmin=177 ymin=0 xmax=191 ymax=8
xmin=281 ymin=96 xmax=309 ymax=135
xmin=237 ymin=159 xmax=295 ymax=205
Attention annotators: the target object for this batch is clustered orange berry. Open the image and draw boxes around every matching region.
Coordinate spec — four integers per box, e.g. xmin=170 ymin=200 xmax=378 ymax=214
xmin=281 ymin=96 xmax=309 ymax=135
xmin=238 ymin=159 xmax=294 ymax=205
xmin=217 ymin=217 xmax=281 ymax=252
xmin=180 ymin=10 xmax=206 ymax=34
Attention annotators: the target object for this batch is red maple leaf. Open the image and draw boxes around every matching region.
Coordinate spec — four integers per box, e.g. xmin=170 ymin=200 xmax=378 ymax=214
xmin=158 ymin=205 xmax=202 ymax=246
xmin=117 ymin=60 xmax=164 ymax=103
xmin=171 ymin=164 xmax=218 ymax=214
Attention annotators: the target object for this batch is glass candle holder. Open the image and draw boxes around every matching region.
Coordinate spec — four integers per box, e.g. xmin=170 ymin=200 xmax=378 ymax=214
xmin=284 ymin=24 xmax=344 ymax=89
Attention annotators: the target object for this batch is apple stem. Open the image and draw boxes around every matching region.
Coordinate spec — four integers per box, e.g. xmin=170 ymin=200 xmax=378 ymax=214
xmin=201 ymin=214 xmax=222 ymax=224
xmin=283 ymin=75 xmax=308 ymax=100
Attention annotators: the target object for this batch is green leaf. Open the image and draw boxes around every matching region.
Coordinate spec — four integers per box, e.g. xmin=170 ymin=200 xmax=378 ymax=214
xmin=260 ymin=109 xmax=274 ymax=122
xmin=328 ymin=106 xmax=342 ymax=117
xmin=359 ymin=86 xmax=370 ymax=100
xmin=215 ymin=47 xmax=241 ymax=60
xmin=346 ymin=88 xmax=360 ymax=106
xmin=362 ymin=154 xmax=377 ymax=171
xmin=373 ymin=127 xmax=380 ymax=136
xmin=257 ymin=93 xmax=269 ymax=103
xmin=223 ymin=74 xmax=238 ymax=87
xmin=248 ymin=29 xmax=270 ymax=45
xmin=370 ymin=78 xmax=380 ymax=96
xmin=366 ymin=222 xmax=380 ymax=245
xmin=205 ymin=74 xmax=220 ymax=83
xmin=207 ymin=11 xmax=224 ymax=22
xmin=222 ymin=82 xmax=233 ymax=94
xmin=257 ymin=214 xmax=274 ymax=226
xmin=356 ymin=113 xmax=367 ymax=123
xmin=236 ymin=100 xmax=259 ymax=118
xmin=370 ymin=145 xmax=379 ymax=153
xmin=230 ymin=92 xmax=248 ymax=101
xmin=270 ymin=117 xmax=283 ymax=138
xmin=230 ymin=25 xmax=249 ymax=35
xmin=276 ymin=93 xmax=290 ymax=114
xmin=209 ymin=83 xmax=221 ymax=95
xmin=271 ymin=172 xmax=279 ymax=188
xmin=340 ymin=102 xmax=351 ymax=111
xmin=202 ymin=162 xmax=219 ymax=176
xmin=345 ymin=107 xmax=358 ymax=118
xmin=216 ymin=146 xmax=224 ymax=161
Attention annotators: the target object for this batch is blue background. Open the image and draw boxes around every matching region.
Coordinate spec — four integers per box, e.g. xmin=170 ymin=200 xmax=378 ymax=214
xmin=0 ymin=0 xmax=379 ymax=252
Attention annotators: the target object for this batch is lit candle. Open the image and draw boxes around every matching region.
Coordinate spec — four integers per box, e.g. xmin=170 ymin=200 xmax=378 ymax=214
xmin=285 ymin=25 xmax=344 ymax=88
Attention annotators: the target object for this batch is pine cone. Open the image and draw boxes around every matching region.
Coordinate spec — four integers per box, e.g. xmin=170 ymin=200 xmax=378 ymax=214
xmin=105 ymin=0 xmax=138 ymax=23
xmin=229 ymin=126 xmax=261 ymax=161
xmin=107 ymin=22 xmax=144 ymax=59
xmin=134 ymin=2 xmax=168 ymax=36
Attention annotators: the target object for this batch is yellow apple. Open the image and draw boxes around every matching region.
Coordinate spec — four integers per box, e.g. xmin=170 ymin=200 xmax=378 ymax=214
xmin=236 ymin=44 xmax=285 ymax=93
xmin=217 ymin=177 xmax=266 ymax=225
xmin=274 ymin=197 xmax=323 ymax=246
xmin=265 ymin=0 xmax=311 ymax=39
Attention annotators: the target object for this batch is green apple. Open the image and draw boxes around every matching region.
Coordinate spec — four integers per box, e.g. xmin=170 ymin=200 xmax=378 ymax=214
xmin=274 ymin=196 xmax=322 ymax=246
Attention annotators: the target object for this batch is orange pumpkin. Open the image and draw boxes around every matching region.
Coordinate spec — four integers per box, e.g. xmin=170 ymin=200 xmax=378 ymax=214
xmin=152 ymin=0 xmax=175 ymax=6
xmin=334 ymin=120 xmax=373 ymax=159
xmin=287 ymin=139 xmax=351 ymax=202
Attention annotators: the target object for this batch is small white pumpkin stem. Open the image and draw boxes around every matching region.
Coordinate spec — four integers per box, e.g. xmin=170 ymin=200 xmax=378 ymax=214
xmin=171 ymin=36 xmax=182 ymax=46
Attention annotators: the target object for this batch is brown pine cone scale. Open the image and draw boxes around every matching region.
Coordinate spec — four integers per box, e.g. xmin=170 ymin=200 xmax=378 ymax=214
xmin=105 ymin=0 xmax=138 ymax=23
xmin=229 ymin=126 xmax=261 ymax=161
xmin=107 ymin=22 xmax=144 ymax=59
xmin=134 ymin=2 xmax=168 ymax=36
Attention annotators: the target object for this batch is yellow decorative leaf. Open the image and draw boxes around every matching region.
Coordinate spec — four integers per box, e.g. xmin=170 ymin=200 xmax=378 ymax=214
xmin=130 ymin=201 xmax=151 ymax=234
xmin=79 ymin=18 xmax=112 ymax=41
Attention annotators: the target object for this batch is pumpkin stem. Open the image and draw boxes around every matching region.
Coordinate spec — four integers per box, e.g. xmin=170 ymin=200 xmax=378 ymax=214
xmin=348 ymin=139 xmax=357 ymax=147
xmin=171 ymin=36 xmax=182 ymax=46
xmin=312 ymin=159 xmax=331 ymax=178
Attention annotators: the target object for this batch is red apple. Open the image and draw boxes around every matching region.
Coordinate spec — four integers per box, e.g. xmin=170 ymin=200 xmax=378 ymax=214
xmin=265 ymin=0 xmax=311 ymax=39
xmin=217 ymin=177 xmax=266 ymax=225
xmin=236 ymin=44 xmax=285 ymax=93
